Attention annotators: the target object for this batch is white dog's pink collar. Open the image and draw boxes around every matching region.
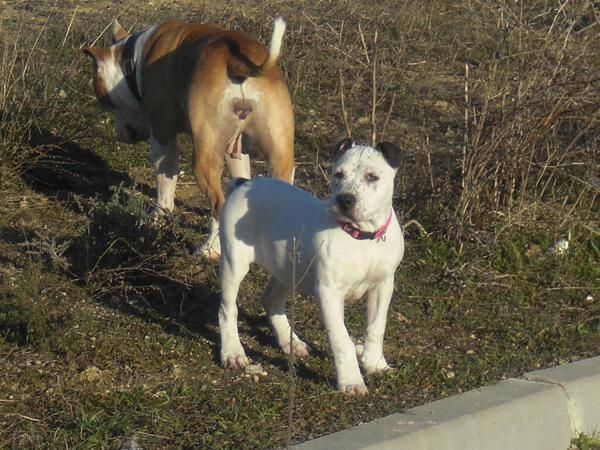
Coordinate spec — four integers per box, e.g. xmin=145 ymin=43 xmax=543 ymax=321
xmin=339 ymin=210 xmax=393 ymax=241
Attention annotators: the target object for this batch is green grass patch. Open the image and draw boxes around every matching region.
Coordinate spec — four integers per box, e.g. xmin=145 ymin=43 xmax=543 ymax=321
xmin=571 ymin=432 xmax=600 ymax=450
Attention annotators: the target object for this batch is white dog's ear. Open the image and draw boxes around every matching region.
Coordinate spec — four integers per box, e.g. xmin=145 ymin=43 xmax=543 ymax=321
xmin=375 ymin=142 xmax=402 ymax=169
xmin=112 ymin=21 xmax=129 ymax=43
xmin=331 ymin=138 xmax=354 ymax=161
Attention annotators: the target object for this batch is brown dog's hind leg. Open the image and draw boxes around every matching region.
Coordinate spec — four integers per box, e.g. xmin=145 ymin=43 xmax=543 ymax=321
xmin=254 ymin=116 xmax=295 ymax=184
xmin=256 ymin=82 xmax=295 ymax=184
xmin=191 ymin=133 xmax=225 ymax=258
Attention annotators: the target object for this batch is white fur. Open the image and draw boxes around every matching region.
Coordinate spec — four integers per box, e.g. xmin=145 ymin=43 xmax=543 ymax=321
xmin=99 ymin=52 xmax=139 ymax=111
xmin=149 ymin=137 xmax=179 ymax=212
xmin=265 ymin=16 xmax=286 ymax=68
xmin=195 ymin=216 xmax=222 ymax=259
xmin=218 ymin=144 xmax=404 ymax=395
xmin=97 ymin=27 xmax=157 ymax=144
xmin=330 ymin=145 xmax=397 ymax=231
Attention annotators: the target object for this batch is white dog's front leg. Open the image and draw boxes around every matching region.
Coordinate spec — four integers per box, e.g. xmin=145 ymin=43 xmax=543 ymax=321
xmin=150 ymin=137 xmax=179 ymax=213
xmin=261 ymin=277 xmax=309 ymax=358
xmin=318 ymin=291 xmax=367 ymax=396
xmin=359 ymin=277 xmax=395 ymax=374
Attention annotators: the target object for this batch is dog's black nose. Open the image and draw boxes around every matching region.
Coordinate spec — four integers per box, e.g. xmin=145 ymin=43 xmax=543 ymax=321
xmin=336 ymin=193 xmax=356 ymax=211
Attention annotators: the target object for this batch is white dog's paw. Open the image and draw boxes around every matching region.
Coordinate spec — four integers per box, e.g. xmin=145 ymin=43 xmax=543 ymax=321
xmin=355 ymin=344 xmax=392 ymax=374
xmin=221 ymin=353 xmax=250 ymax=370
xmin=282 ymin=339 xmax=310 ymax=359
xmin=340 ymin=383 xmax=369 ymax=396
xmin=362 ymin=356 xmax=393 ymax=374
xmin=364 ymin=362 xmax=393 ymax=375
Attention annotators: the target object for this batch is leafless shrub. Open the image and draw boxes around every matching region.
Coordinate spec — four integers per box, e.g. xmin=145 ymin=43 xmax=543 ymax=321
xmin=454 ymin=0 xmax=599 ymax=238
xmin=0 ymin=17 xmax=47 ymax=177
xmin=0 ymin=7 xmax=98 ymax=185
xmin=19 ymin=230 xmax=71 ymax=272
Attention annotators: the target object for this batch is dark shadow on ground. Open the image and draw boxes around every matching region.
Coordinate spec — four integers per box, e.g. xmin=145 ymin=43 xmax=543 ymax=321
xmin=21 ymin=125 xmax=132 ymax=200
xmin=237 ymin=306 xmax=331 ymax=384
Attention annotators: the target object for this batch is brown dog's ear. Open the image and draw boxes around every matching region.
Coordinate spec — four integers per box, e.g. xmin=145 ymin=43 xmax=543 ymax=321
xmin=112 ymin=21 xmax=129 ymax=43
xmin=82 ymin=47 xmax=110 ymax=63
xmin=82 ymin=47 xmax=97 ymax=59
xmin=375 ymin=142 xmax=402 ymax=169
xmin=331 ymin=138 xmax=354 ymax=161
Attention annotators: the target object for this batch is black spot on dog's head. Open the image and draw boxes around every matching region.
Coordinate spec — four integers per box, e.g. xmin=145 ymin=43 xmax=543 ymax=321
xmin=331 ymin=138 xmax=354 ymax=161
xmin=375 ymin=142 xmax=402 ymax=169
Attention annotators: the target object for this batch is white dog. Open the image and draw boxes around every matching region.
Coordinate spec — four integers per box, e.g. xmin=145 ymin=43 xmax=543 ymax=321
xmin=218 ymin=139 xmax=405 ymax=395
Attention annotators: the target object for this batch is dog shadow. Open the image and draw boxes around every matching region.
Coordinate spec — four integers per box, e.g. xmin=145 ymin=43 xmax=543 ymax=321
xmin=235 ymin=306 xmax=332 ymax=384
xmin=21 ymin=124 xmax=132 ymax=201
xmin=6 ymin=123 xmax=222 ymax=341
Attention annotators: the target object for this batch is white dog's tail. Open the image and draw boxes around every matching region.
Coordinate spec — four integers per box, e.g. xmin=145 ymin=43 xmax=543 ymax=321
xmin=262 ymin=16 xmax=286 ymax=70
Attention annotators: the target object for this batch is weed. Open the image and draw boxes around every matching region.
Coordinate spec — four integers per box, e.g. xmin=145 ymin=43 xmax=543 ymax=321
xmin=571 ymin=431 xmax=600 ymax=450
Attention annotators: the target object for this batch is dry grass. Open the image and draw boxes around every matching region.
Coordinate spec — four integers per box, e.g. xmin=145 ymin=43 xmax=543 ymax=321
xmin=454 ymin=1 xmax=599 ymax=239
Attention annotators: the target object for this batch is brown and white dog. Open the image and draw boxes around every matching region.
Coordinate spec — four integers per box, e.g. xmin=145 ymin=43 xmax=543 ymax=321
xmin=83 ymin=17 xmax=295 ymax=257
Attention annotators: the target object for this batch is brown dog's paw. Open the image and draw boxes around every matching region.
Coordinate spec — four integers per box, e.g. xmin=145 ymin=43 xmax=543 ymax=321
xmin=193 ymin=238 xmax=221 ymax=260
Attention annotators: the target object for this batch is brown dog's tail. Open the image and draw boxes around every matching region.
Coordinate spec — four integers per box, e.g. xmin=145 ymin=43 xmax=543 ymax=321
xmin=226 ymin=16 xmax=286 ymax=80
xmin=262 ymin=16 xmax=286 ymax=71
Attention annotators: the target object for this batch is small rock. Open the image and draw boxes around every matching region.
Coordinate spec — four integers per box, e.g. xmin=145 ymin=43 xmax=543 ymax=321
xmin=117 ymin=436 xmax=140 ymax=450
xmin=244 ymin=364 xmax=264 ymax=376
xmin=172 ymin=365 xmax=183 ymax=379
xmin=547 ymin=238 xmax=569 ymax=256
xmin=79 ymin=365 xmax=102 ymax=383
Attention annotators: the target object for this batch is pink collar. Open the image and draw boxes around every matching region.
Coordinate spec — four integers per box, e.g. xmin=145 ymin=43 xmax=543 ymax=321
xmin=338 ymin=210 xmax=393 ymax=241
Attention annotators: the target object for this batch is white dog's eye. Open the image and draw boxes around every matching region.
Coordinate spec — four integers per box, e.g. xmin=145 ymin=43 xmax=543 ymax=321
xmin=365 ymin=173 xmax=379 ymax=182
xmin=334 ymin=171 xmax=345 ymax=180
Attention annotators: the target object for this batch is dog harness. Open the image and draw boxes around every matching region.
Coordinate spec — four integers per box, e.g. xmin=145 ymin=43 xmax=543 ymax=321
xmin=121 ymin=32 xmax=143 ymax=101
xmin=339 ymin=210 xmax=393 ymax=241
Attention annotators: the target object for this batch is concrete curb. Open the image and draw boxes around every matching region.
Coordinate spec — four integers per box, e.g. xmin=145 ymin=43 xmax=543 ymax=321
xmin=294 ymin=356 xmax=600 ymax=450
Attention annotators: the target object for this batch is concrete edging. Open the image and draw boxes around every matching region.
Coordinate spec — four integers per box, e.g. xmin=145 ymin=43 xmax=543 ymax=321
xmin=294 ymin=356 xmax=600 ymax=450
